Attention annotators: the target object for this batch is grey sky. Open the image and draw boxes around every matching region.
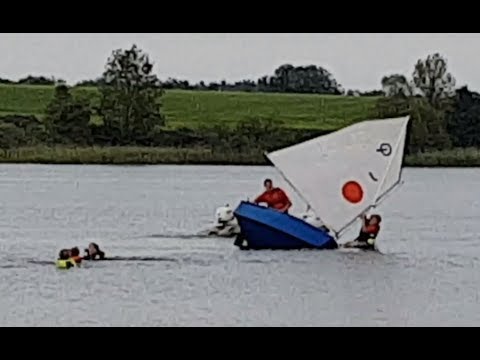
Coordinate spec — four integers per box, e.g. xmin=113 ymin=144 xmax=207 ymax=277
xmin=1 ymin=33 xmax=479 ymax=91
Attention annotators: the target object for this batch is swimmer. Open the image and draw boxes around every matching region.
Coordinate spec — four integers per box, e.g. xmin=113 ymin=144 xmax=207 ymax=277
xmin=83 ymin=243 xmax=105 ymax=260
xmin=69 ymin=247 xmax=82 ymax=264
xmin=58 ymin=249 xmax=71 ymax=260
xmin=56 ymin=248 xmax=77 ymax=269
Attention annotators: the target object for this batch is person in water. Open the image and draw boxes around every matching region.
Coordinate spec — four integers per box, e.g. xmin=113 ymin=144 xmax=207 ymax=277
xmin=57 ymin=248 xmax=79 ymax=269
xmin=58 ymin=249 xmax=71 ymax=260
xmin=344 ymin=213 xmax=382 ymax=249
xmin=83 ymin=242 xmax=105 ymax=260
xmin=254 ymin=178 xmax=292 ymax=214
xmin=57 ymin=243 xmax=105 ymax=262
xmin=70 ymin=247 xmax=83 ymax=264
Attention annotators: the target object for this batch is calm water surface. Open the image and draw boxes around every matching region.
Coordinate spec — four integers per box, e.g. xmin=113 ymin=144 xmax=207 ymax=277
xmin=0 ymin=165 xmax=479 ymax=326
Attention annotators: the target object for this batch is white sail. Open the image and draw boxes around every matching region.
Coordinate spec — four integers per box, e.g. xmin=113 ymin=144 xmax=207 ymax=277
xmin=266 ymin=116 xmax=410 ymax=237
xmin=375 ymin=119 xmax=408 ymax=204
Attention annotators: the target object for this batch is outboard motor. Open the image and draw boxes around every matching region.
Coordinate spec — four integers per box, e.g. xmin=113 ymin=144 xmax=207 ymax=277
xmin=215 ymin=204 xmax=236 ymax=224
xmin=208 ymin=204 xmax=240 ymax=237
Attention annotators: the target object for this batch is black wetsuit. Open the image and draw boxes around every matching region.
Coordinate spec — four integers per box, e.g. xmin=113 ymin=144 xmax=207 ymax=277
xmin=83 ymin=251 xmax=105 ymax=260
xmin=353 ymin=228 xmax=378 ymax=249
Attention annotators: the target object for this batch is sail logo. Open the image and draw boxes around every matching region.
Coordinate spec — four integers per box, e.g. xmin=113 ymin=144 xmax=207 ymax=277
xmin=341 ymin=181 xmax=364 ymax=204
xmin=376 ymin=143 xmax=392 ymax=157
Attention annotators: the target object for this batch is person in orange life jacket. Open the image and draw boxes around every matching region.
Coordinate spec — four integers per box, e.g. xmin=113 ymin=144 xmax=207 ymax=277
xmin=254 ymin=178 xmax=292 ymax=214
xmin=69 ymin=247 xmax=83 ymax=264
xmin=344 ymin=213 xmax=381 ymax=249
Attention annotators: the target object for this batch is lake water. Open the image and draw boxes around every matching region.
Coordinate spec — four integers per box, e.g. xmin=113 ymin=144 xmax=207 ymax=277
xmin=0 ymin=164 xmax=479 ymax=326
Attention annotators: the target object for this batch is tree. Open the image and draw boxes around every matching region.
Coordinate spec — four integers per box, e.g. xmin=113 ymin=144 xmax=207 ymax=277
xmin=408 ymin=98 xmax=451 ymax=152
xmin=75 ymin=78 xmax=104 ymax=87
xmin=412 ymin=53 xmax=456 ymax=107
xmin=45 ymin=84 xmax=92 ymax=145
xmin=99 ymin=44 xmax=165 ymax=145
xmin=447 ymin=86 xmax=480 ymax=147
xmin=271 ymin=64 xmax=343 ymax=94
xmin=257 ymin=76 xmax=268 ymax=91
xmin=381 ymin=74 xmax=413 ymax=97
xmin=17 ymin=75 xmax=60 ymax=86
xmin=0 ymin=115 xmax=47 ymax=146
xmin=0 ymin=78 xmax=14 ymax=84
xmin=377 ymin=53 xmax=457 ymax=153
xmin=0 ymin=123 xmax=25 ymax=149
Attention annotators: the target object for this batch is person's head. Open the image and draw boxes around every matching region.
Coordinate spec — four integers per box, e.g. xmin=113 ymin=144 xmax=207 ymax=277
xmin=88 ymin=242 xmax=105 ymax=259
xmin=88 ymin=243 xmax=99 ymax=255
xmin=263 ymin=178 xmax=273 ymax=191
xmin=369 ymin=214 xmax=382 ymax=225
xmin=58 ymin=249 xmax=70 ymax=260
xmin=70 ymin=247 xmax=80 ymax=257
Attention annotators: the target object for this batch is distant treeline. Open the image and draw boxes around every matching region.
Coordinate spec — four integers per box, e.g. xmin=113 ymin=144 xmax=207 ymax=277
xmin=2 ymin=64 xmax=380 ymax=96
xmin=0 ymin=75 xmax=65 ymax=86
xmin=1 ymin=45 xmax=480 ymax=166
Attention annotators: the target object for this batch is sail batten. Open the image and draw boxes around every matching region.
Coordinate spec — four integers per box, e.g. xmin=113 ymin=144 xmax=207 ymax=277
xmin=266 ymin=116 xmax=410 ymax=237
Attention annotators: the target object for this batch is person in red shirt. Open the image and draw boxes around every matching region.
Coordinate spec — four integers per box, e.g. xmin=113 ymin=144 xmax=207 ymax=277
xmin=254 ymin=178 xmax=292 ymax=214
xmin=344 ymin=213 xmax=381 ymax=250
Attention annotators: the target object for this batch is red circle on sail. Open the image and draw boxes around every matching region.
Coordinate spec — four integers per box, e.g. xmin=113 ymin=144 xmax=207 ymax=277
xmin=342 ymin=181 xmax=363 ymax=204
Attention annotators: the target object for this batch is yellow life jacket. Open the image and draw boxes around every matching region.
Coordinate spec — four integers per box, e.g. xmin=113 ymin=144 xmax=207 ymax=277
xmin=56 ymin=258 xmax=77 ymax=269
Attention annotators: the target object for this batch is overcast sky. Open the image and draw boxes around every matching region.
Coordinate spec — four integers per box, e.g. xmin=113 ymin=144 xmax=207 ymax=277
xmin=1 ymin=33 xmax=479 ymax=91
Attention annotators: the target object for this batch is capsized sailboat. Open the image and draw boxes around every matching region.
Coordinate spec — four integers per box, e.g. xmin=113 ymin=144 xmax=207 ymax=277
xmin=233 ymin=116 xmax=410 ymax=250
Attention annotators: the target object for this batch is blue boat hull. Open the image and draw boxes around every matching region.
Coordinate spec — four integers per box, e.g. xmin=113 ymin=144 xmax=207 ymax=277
xmin=233 ymin=201 xmax=338 ymax=250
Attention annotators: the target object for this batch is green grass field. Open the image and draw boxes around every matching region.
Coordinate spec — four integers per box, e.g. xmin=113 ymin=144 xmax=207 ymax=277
xmin=2 ymin=84 xmax=476 ymax=166
xmin=0 ymin=84 xmax=380 ymax=130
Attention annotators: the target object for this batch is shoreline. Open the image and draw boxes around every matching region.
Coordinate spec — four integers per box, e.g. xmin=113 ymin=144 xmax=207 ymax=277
xmin=0 ymin=146 xmax=478 ymax=167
